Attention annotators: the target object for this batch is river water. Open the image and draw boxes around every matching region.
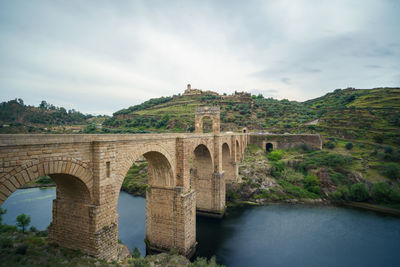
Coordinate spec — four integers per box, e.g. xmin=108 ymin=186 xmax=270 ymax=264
xmin=2 ymin=188 xmax=400 ymax=267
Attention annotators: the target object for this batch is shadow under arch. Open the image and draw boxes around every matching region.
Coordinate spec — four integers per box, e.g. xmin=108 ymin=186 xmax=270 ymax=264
xmin=115 ymin=146 xmax=177 ymax=255
xmin=191 ymin=144 xmax=214 ymax=212
xmin=222 ymin=143 xmax=234 ymax=182
xmin=235 ymin=139 xmax=241 ymax=161
xmin=0 ymin=159 xmax=94 ymax=255
xmin=0 ymin=159 xmax=93 ymax=205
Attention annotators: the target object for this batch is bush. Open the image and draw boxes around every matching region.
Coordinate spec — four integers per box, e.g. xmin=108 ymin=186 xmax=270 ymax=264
xmin=371 ymin=182 xmax=391 ymax=203
xmin=0 ymin=237 xmax=13 ymax=248
xmin=36 ymin=176 xmax=53 ymax=184
xmin=349 ymin=183 xmax=369 ymax=202
xmin=330 ymin=172 xmax=348 ymax=185
xmin=190 ymin=256 xmax=221 ymax=267
xmin=326 ymin=142 xmax=336 ymax=149
xmin=0 ymin=207 xmax=6 ymax=225
xmin=267 ymin=150 xmax=283 ymax=161
xmin=302 ymin=152 xmax=353 ymax=169
xmin=132 ymin=247 xmax=141 ymax=258
xmin=384 ymin=146 xmax=393 ymax=154
xmin=304 ymin=175 xmax=321 ymax=194
xmin=345 ymin=142 xmax=353 ymax=150
xmin=16 ymin=213 xmax=31 ymax=233
xmin=382 ymin=163 xmax=400 ymax=180
xmin=16 ymin=244 xmax=28 ymax=255
xmin=330 ymin=190 xmax=343 ymax=201
xmin=389 ymin=188 xmax=400 ymax=203
xmin=278 ymin=180 xmax=319 ymax=199
xmin=280 ymin=168 xmax=304 ymax=184
xmin=270 ymin=160 xmax=286 ymax=178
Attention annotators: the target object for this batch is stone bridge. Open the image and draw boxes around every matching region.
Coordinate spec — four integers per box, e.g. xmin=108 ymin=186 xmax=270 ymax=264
xmin=0 ymin=107 xmax=247 ymax=259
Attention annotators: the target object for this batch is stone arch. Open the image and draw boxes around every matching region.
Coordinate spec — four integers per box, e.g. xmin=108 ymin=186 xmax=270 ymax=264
xmin=117 ymin=143 xmax=176 ymax=189
xmin=199 ymin=115 xmax=213 ymax=133
xmin=195 ymin=106 xmax=220 ymax=134
xmin=191 ymin=144 xmax=213 ymax=211
xmin=222 ymin=143 xmax=234 ymax=182
xmin=235 ymin=139 xmax=241 ymax=161
xmin=0 ymin=159 xmax=93 ymax=205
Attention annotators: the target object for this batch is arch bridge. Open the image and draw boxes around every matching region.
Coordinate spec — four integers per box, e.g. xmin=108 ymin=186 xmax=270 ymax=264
xmin=0 ymin=106 xmax=247 ymax=260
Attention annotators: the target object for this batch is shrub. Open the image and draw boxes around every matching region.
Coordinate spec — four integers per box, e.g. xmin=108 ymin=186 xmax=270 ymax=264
xmin=278 ymin=180 xmax=319 ymax=199
xmin=349 ymin=183 xmax=369 ymax=202
xmin=16 ymin=213 xmax=31 ymax=233
xmin=0 ymin=237 xmax=13 ymax=248
xmin=303 ymin=152 xmax=353 ymax=169
xmin=384 ymin=146 xmax=393 ymax=154
xmin=267 ymin=150 xmax=283 ymax=161
xmin=371 ymin=182 xmax=391 ymax=203
xmin=345 ymin=142 xmax=353 ymax=150
xmin=132 ymin=247 xmax=141 ymax=258
xmin=330 ymin=190 xmax=343 ymax=201
xmin=0 ymin=207 xmax=6 ymax=225
xmin=326 ymin=142 xmax=336 ymax=149
xmin=36 ymin=176 xmax=53 ymax=184
xmin=270 ymin=160 xmax=286 ymax=178
xmin=300 ymin=142 xmax=309 ymax=151
xmin=304 ymin=175 xmax=321 ymax=194
xmin=330 ymin=172 xmax=348 ymax=185
xmin=336 ymin=185 xmax=350 ymax=200
xmin=382 ymin=163 xmax=400 ymax=180
xmin=389 ymin=188 xmax=400 ymax=203
xmin=280 ymin=168 xmax=304 ymax=184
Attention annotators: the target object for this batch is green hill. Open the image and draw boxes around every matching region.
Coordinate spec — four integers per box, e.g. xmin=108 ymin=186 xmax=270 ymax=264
xmin=99 ymin=87 xmax=400 ymax=147
xmin=0 ymin=99 xmax=108 ymax=134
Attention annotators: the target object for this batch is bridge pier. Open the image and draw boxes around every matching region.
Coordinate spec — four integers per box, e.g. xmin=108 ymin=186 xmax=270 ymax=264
xmin=196 ymin=171 xmax=226 ymax=218
xmin=48 ymin=199 xmax=119 ymax=259
xmin=145 ymin=186 xmax=196 ymax=257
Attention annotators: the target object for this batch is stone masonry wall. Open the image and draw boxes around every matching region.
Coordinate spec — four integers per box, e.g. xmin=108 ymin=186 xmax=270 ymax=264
xmin=249 ymin=134 xmax=322 ymax=151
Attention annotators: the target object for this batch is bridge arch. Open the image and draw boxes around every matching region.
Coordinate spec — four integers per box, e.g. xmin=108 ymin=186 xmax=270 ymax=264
xmin=195 ymin=106 xmax=220 ymax=134
xmin=235 ymin=139 xmax=241 ymax=161
xmin=191 ymin=144 xmax=214 ymax=212
xmin=222 ymin=142 xmax=234 ymax=182
xmin=0 ymin=159 xmax=93 ymax=205
xmin=116 ymin=143 xmax=176 ymax=189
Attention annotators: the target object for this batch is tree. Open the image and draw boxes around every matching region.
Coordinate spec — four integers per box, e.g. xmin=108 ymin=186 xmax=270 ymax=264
xmin=383 ymin=163 xmax=400 ymax=180
xmin=0 ymin=207 xmax=6 ymax=225
xmin=39 ymin=100 xmax=48 ymax=109
xmin=345 ymin=142 xmax=353 ymax=150
xmin=371 ymin=182 xmax=391 ymax=203
xmin=132 ymin=247 xmax=141 ymax=258
xmin=349 ymin=183 xmax=369 ymax=202
xmin=16 ymin=214 xmax=31 ymax=233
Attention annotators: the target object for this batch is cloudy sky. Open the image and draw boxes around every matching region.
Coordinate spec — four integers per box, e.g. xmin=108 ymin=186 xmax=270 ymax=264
xmin=1 ymin=0 xmax=399 ymax=114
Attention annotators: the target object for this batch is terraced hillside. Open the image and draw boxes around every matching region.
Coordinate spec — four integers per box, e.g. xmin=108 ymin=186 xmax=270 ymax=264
xmin=101 ymin=87 xmax=400 ymax=147
xmin=304 ymin=87 xmax=400 ymax=146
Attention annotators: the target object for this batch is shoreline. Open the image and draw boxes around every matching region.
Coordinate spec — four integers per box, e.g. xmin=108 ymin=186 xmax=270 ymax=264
xmin=227 ymin=198 xmax=400 ymax=216
xmin=19 ymin=183 xmax=56 ymax=189
xmin=18 ymin=185 xmax=400 ymax=217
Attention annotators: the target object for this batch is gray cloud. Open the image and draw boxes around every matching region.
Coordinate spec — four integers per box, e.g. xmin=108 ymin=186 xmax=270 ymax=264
xmin=281 ymin=78 xmax=291 ymax=85
xmin=0 ymin=0 xmax=399 ymax=114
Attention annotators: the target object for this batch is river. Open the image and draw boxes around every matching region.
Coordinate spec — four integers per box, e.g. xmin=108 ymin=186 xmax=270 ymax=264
xmin=1 ymin=188 xmax=400 ymax=267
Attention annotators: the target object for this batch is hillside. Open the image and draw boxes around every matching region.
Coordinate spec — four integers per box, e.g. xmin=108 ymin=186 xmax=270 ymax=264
xmin=100 ymin=87 xmax=400 ymax=147
xmin=0 ymin=99 xmax=108 ymax=134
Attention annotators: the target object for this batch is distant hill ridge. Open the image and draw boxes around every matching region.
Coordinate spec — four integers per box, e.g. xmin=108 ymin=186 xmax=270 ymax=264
xmin=1 ymin=87 xmax=399 ymax=147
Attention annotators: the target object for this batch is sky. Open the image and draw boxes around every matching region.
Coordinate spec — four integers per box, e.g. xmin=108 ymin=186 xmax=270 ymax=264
xmin=0 ymin=0 xmax=399 ymax=115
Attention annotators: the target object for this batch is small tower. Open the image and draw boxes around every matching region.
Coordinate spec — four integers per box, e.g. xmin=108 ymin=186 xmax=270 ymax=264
xmin=187 ymin=84 xmax=191 ymax=90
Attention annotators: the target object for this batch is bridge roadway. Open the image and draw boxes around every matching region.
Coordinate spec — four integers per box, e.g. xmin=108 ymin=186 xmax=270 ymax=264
xmin=0 ymin=132 xmax=247 ymax=259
